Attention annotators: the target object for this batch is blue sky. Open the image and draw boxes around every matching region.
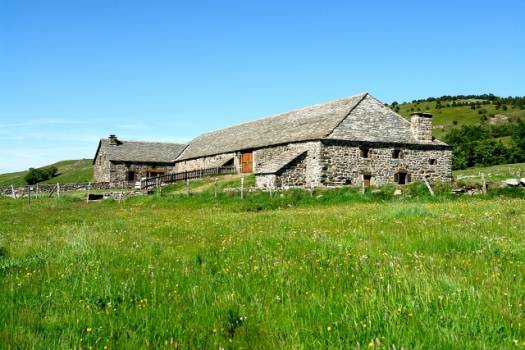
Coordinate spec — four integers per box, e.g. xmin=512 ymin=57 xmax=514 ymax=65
xmin=1 ymin=0 xmax=524 ymax=173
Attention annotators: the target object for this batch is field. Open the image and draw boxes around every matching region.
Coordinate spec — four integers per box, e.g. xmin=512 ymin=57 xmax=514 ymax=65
xmin=1 ymin=186 xmax=525 ymax=349
xmin=0 ymin=159 xmax=93 ymax=187
xmin=453 ymin=163 xmax=525 ymax=183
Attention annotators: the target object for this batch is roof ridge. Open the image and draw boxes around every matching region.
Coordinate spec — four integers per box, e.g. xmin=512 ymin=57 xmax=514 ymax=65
xmin=101 ymin=138 xmax=186 ymax=145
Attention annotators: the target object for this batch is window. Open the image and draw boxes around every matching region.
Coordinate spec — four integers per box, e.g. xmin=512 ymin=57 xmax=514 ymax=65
xmin=392 ymin=149 xmax=403 ymax=159
xmin=429 ymin=159 xmax=437 ymax=165
xmin=127 ymin=171 xmax=136 ymax=181
xmin=360 ymin=147 xmax=370 ymax=158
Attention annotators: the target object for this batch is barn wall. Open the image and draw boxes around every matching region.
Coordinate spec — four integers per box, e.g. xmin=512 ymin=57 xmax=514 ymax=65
xmin=275 ymin=152 xmax=308 ymax=188
xmin=108 ymin=162 xmax=174 ymax=183
xmin=174 ymin=152 xmax=239 ymax=173
xmin=320 ymin=140 xmax=452 ymax=186
xmin=253 ymin=141 xmax=322 ymax=187
xmin=94 ymin=149 xmax=110 ymax=183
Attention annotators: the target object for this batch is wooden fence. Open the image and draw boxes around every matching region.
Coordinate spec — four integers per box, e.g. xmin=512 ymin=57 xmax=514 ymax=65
xmin=140 ymin=166 xmax=237 ymax=190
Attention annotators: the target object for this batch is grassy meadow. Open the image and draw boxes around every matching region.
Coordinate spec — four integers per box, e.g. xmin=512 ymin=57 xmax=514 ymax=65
xmin=1 ymin=184 xmax=525 ymax=349
xmin=454 ymin=163 xmax=525 ymax=183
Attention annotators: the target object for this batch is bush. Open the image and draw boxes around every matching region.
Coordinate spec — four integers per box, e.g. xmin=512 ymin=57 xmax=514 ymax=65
xmin=24 ymin=165 xmax=59 ymax=184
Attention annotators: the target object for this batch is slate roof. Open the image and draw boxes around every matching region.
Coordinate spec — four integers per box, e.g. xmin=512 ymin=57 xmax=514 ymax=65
xmin=94 ymin=138 xmax=187 ymax=164
xmin=177 ymin=93 xmax=367 ymax=160
xmin=177 ymin=92 xmax=447 ymax=161
xmin=255 ymin=150 xmax=307 ymax=174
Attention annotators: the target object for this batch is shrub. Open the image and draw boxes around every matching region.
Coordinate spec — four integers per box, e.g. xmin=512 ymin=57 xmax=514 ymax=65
xmin=24 ymin=165 xmax=59 ymax=184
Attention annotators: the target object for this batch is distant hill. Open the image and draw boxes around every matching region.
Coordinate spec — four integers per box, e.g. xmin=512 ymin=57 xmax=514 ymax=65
xmin=390 ymin=94 xmax=525 ymax=140
xmin=0 ymin=159 xmax=94 ymax=187
xmin=389 ymin=95 xmax=525 ymax=169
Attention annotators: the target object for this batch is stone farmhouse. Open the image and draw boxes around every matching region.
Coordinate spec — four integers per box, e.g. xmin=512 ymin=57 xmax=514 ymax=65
xmin=94 ymin=92 xmax=452 ymax=188
xmin=93 ymin=135 xmax=186 ymax=183
xmin=174 ymin=92 xmax=452 ymax=188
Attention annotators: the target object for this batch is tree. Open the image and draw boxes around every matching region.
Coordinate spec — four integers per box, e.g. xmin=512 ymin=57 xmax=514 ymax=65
xmin=24 ymin=168 xmax=45 ymax=185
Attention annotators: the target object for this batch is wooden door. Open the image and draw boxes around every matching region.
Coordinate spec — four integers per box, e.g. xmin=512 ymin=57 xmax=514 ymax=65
xmin=363 ymin=174 xmax=371 ymax=187
xmin=241 ymin=151 xmax=253 ymax=173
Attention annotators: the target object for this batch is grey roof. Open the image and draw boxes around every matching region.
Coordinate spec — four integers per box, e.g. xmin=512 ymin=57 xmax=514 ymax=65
xmin=255 ymin=149 xmax=307 ymax=174
xmin=177 ymin=92 xmax=448 ymax=161
xmin=326 ymin=95 xmax=448 ymax=145
xmin=177 ymin=93 xmax=368 ymax=160
xmin=95 ymin=139 xmax=186 ymax=164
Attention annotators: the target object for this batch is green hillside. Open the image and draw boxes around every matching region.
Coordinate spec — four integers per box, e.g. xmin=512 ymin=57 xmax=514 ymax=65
xmin=391 ymin=95 xmax=525 ymax=139
xmin=0 ymin=159 xmax=94 ymax=187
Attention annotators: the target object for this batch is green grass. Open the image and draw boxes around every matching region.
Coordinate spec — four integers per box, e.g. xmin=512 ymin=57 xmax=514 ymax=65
xmin=1 ymin=186 xmax=525 ymax=349
xmin=454 ymin=163 xmax=525 ymax=183
xmin=396 ymin=101 xmax=525 ymax=139
xmin=0 ymin=159 xmax=94 ymax=187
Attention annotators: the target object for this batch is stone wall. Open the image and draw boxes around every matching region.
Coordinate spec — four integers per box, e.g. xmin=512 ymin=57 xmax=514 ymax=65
xmin=253 ymin=141 xmax=322 ymax=187
xmin=320 ymin=140 xmax=452 ymax=186
xmin=109 ymin=162 xmax=174 ymax=183
xmin=175 ymin=152 xmax=239 ymax=173
xmin=275 ymin=152 xmax=308 ymax=188
xmin=0 ymin=182 xmax=134 ymax=198
xmin=255 ymin=174 xmax=277 ymax=188
xmin=94 ymin=150 xmax=110 ymax=182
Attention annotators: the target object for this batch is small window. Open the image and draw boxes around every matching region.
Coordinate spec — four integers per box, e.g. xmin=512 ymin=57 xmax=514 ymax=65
xmin=360 ymin=147 xmax=370 ymax=158
xmin=127 ymin=171 xmax=136 ymax=181
xmin=429 ymin=159 xmax=437 ymax=165
xmin=392 ymin=149 xmax=403 ymax=159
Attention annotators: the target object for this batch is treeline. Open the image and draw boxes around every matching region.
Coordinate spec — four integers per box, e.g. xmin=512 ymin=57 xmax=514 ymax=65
xmin=24 ymin=166 xmax=58 ymax=185
xmin=389 ymin=94 xmax=525 ymax=111
xmin=408 ymin=94 xmax=525 ymax=106
xmin=444 ymin=120 xmax=525 ymax=169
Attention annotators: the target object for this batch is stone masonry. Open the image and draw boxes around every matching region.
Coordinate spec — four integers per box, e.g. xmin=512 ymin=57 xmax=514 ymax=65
xmin=319 ymin=140 xmax=452 ymax=186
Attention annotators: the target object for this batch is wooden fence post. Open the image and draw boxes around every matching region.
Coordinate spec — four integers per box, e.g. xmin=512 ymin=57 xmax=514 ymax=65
xmin=240 ymin=177 xmax=244 ymax=200
xmin=481 ymin=173 xmax=487 ymax=194
xmin=27 ymin=185 xmax=31 ymax=205
xmin=361 ymin=175 xmax=365 ymax=194
xmin=423 ymin=176 xmax=435 ymax=197
xmin=11 ymin=185 xmax=15 ymax=199
xmin=186 ymin=178 xmax=190 ymax=196
xmin=36 ymin=183 xmax=39 ymax=199
xmin=214 ymin=178 xmax=218 ymax=198
xmin=57 ymin=183 xmax=60 ymax=198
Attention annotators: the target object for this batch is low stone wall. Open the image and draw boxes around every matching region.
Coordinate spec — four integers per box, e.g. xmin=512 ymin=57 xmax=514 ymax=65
xmin=0 ymin=182 xmax=135 ymax=198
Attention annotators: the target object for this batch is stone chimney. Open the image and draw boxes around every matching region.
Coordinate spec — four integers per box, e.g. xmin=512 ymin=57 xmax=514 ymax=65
xmin=108 ymin=134 xmax=119 ymax=145
xmin=410 ymin=112 xmax=433 ymax=142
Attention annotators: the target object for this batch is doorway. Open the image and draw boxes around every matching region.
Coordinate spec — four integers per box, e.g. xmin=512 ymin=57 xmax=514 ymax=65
xmin=241 ymin=151 xmax=253 ymax=173
xmin=395 ymin=171 xmax=408 ymax=185
xmin=363 ymin=174 xmax=372 ymax=187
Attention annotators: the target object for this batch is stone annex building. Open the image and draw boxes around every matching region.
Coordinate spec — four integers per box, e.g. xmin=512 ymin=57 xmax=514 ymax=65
xmin=93 ymin=135 xmax=186 ymax=183
xmin=94 ymin=93 xmax=452 ymax=188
